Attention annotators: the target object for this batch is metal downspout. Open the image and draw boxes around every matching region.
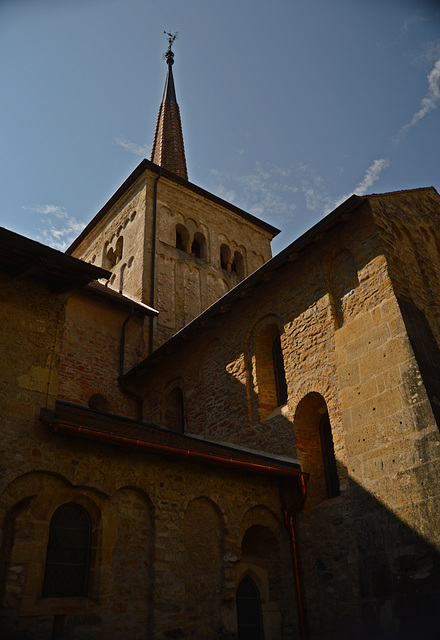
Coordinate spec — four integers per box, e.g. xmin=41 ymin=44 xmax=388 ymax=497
xmin=149 ymin=169 xmax=161 ymax=355
xmin=281 ymin=474 xmax=309 ymax=640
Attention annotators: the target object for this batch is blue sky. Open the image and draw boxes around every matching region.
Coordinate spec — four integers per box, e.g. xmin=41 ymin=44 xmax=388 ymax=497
xmin=1 ymin=0 xmax=439 ymax=255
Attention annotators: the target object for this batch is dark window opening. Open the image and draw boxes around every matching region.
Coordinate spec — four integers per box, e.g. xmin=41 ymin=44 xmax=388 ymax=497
xmin=320 ymin=413 xmax=340 ymax=498
xmin=191 ymin=238 xmax=201 ymax=258
xmin=176 ymin=230 xmax=185 ymax=252
xmin=231 ymin=259 xmax=237 ymax=273
xmin=236 ymin=576 xmax=265 ymax=640
xmin=272 ymin=336 xmax=288 ymax=406
xmin=43 ymin=503 xmax=91 ymax=598
xmin=165 ymin=387 xmax=185 ymax=433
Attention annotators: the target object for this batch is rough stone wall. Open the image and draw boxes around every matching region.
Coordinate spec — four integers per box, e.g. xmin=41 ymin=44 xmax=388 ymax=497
xmin=72 ymin=178 xmax=149 ymax=303
xmin=57 ymin=290 xmax=147 ymax=417
xmin=0 ymin=445 xmax=298 ymax=639
xmin=139 ymin=197 xmax=440 ymax=638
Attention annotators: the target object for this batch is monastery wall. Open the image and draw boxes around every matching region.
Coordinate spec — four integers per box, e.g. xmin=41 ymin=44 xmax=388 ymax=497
xmin=0 ymin=434 xmax=298 ymax=639
xmin=139 ymin=197 xmax=440 ymax=637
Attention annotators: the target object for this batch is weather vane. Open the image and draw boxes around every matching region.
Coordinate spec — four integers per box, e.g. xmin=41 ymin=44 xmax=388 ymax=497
xmin=163 ymin=31 xmax=178 ymax=64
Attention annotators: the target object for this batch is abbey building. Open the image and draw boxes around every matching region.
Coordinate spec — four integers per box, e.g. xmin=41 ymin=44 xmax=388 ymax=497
xmin=1 ymin=41 xmax=440 ymax=640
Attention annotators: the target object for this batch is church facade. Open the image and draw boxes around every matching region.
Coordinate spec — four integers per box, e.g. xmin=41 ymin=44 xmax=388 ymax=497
xmin=1 ymin=42 xmax=440 ymax=640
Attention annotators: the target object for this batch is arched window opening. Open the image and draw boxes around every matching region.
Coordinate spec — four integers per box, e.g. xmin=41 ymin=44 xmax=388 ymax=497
xmin=105 ymin=247 xmax=116 ymax=270
xmin=236 ymin=576 xmax=265 ymax=640
xmin=43 ymin=503 xmax=91 ymax=598
xmin=191 ymin=232 xmax=206 ymax=260
xmin=320 ymin=412 xmax=340 ymax=498
xmin=254 ymin=323 xmax=287 ymax=420
xmin=164 ymin=387 xmax=185 ymax=433
xmin=191 ymin=238 xmax=201 ymax=258
xmin=294 ymin=393 xmax=340 ymax=506
xmin=272 ymin=336 xmax=288 ymax=407
xmin=115 ymin=236 xmax=123 ymax=264
xmin=232 ymin=251 xmax=245 ymax=278
xmin=176 ymin=224 xmax=189 ymax=253
xmin=220 ymin=244 xmax=231 ymax=271
xmin=88 ymin=393 xmax=110 ymax=412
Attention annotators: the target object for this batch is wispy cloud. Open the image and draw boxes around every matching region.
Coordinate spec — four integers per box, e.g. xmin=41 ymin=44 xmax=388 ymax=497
xmin=354 ymin=158 xmax=390 ymax=195
xmin=394 ymin=56 xmax=440 ymax=142
xmin=400 ymin=15 xmax=428 ymax=36
xmin=24 ymin=204 xmax=85 ymax=251
xmin=298 ymin=164 xmax=332 ymax=212
xmin=210 ymin=162 xmax=298 ymax=223
xmin=114 ymin=135 xmax=150 ymax=157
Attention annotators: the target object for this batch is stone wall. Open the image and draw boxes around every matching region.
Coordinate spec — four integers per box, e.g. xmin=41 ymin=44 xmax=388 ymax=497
xmin=138 ymin=195 xmax=440 ymax=638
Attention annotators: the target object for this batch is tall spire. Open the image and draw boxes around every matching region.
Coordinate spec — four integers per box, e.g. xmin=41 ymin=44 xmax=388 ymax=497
xmin=150 ymin=32 xmax=188 ymax=180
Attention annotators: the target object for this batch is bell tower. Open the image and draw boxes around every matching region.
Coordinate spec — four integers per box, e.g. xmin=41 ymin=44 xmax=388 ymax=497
xmin=67 ymin=36 xmax=279 ymax=352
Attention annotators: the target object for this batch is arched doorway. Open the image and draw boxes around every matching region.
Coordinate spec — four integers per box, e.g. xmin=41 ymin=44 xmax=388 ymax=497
xmin=236 ymin=576 xmax=265 ymax=640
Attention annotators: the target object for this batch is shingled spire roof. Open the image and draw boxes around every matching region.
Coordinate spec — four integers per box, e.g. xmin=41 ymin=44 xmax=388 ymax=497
xmin=150 ymin=34 xmax=188 ymax=180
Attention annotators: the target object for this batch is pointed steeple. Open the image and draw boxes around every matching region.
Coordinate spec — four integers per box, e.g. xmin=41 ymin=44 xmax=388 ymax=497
xmin=150 ymin=33 xmax=188 ymax=180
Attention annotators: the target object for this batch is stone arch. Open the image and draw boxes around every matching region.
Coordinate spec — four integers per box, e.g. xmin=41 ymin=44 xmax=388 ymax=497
xmin=236 ymin=506 xmax=289 ymax=640
xmin=176 ymin=223 xmax=190 ymax=252
xmin=293 ymin=392 xmax=340 ymax=507
xmin=107 ymin=487 xmax=154 ymax=638
xmin=232 ymin=249 xmax=245 ymax=277
xmin=88 ymin=392 xmax=111 ymax=412
xmin=184 ymin=497 xmax=224 ymax=639
xmin=162 ymin=379 xmax=185 ymax=433
xmin=191 ymin=231 xmax=206 ymax=260
xmin=0 ymin=478 xmax=105 ymax=627
xmin=207 ymin=273 xmax=229 ymax=307
xmin=202 ymin=338 xmax=229 ymax=439
xmin=328 ymin=248 xmax=359 ymax=328
xmin=220 ymin=243 xmax=231 ymax=270
xmin=183 ymin=263 xmax=201 ymax=323
xmin=246 ymin=315 xmax=288 ymax=422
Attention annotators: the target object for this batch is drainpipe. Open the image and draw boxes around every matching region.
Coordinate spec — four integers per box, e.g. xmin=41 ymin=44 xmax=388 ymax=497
xmin=149 ymin=168 xmax=161 ymax=354
xmin=280 ymin=475 xmax=309 ymax=640
xmin=118 ymin=308 xmax=143 ymax=421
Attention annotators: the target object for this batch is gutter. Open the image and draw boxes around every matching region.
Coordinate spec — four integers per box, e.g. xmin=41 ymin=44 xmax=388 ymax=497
xmin=51 ymin=421 xmax=307 ymax=479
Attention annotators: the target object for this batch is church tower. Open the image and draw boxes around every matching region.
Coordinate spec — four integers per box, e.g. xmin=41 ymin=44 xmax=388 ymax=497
xmin=67 ymin=37 xmax=279 ymax=351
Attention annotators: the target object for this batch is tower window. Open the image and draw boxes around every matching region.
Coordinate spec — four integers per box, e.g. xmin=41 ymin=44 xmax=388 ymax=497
xmin=43 ymin=503 xmax=91 ymax=598
xmin=191 ymin=238 xmax=201 ymax=258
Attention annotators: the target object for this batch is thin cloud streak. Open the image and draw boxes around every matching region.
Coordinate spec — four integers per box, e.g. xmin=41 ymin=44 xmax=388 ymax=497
xmin=394 ymin=57 xmax=440 ymax=142
xmin=329 ymin=158 xmax=390 ymax=212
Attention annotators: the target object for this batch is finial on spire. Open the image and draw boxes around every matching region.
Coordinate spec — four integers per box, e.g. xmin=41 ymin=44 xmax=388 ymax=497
xmin=163 ymin=31 xmax=178 ymax=65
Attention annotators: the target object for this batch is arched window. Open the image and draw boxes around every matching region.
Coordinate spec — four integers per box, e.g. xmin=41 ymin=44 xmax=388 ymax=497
xmin=320 ymin=412 xmax=340 ymax=498
xmin=254 ymin=323 xmax=287 ymax=420
xmin=231 ymin=251 xmax=245 ymax=277
xmin=176 ymin=224 xmax=189 ymax=252
xmin=42 ymin=503 xmax=91 ymax=598
xmin=272 ymin=335 xmax=288 ymax=407
xmin=236 ymin=576 xmax=264 ymax=640
xmin=294 ymin=393 xmax=340 ymax=505
xmin=88 ymin=393 xmax=110 ymax=412
xmin=191 ymin=232 xmax=206 ymax=260
xmin=220 ymin=244 xmax=231 ymax=271
xmin=164 ymin=387 xmax=185 ymax=433
xmin=115 ymin=236 xmax=123 ymax=264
